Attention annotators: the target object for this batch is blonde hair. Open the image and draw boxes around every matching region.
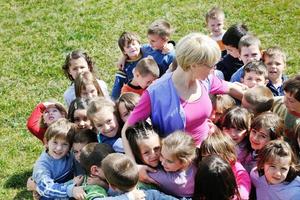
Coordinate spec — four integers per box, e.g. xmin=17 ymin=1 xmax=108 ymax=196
xmin=162 ymin=131 xmax=196 ymax=164
xmin=147 ymin=19 xmax=172 ymax=39
xmin=176 ymin=33 xmax=221 ymax=71
xmin=135 ymin=56 xmax=159 ymax=78
xmin=263 ymin=46 xmax=286 ymax=64
xmin=205 ymin=6 xmax=225 ymax=22
xmin=74 ymin=71 xmax=104 ymax=98
xmin=238 ymin=34 xmax=262 ymax=52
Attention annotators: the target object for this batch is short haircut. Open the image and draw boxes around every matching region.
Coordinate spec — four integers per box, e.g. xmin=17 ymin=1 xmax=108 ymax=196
xmin=40 ymin=100 xmax=67 ymax=128
xmin=263 ymin=46 xmax=286 ymax=64
xmin=243 ymin=86 xmax=274 ymax=114
xmin=72 ymin=128 xmax=97 ymax=144
xmin=118 ymin=32 xmax=141 ymax=53
xmin=74 ymin=71 xmax=104 ymax=98
xmin=176 ymin=33 xmax=221 ymax=71
xmin=147 ymin=19 xmax=172 ymax=39
xmin=238 ymin=34 xmax=261 ymax=52
xmin=116 ymin=92 xmax=140 ymax=113
xmin=44 ymin=118 xmax=75 ymax=146
xmin=211 ymin=94 xmax=236 ymax=114
xmin=222 ymin=23 xmax=248 ymax=49
xmin=68 ymin=98 xmax=89 ymax=123
xmin=135 ymin=56 xmax=159 ymax=78
xmin=242 ymin=61 xmax=268 ymax=79
xmin=102 ymin=153 xmax=138 ymax=192
xmin=221 ymin=106 xmax=251 ymax=132
xmin=79 ymin=143 xmax=114 ymax=175
xmin=283 ymin=75 xmax=300 ymax=102
xmin=205 ymin=7 xmax=225 ymax=22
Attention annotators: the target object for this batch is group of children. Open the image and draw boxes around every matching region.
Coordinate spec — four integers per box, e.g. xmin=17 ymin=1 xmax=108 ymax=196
xmin=25 ymin=6 xmax=300 ymax=200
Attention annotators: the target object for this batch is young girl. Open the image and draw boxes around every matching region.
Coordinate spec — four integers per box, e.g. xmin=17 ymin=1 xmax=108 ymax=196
xmin=68 ymin=98 xmax=92 ymax=130
xmin=62 ymin=50 xmax=109 ymax=107
xmin=193 ymin=155 xmax=240 ymax=200
xmin=251 ymin=139 xmax=300 ymax=200
xmin=116 ymin=92 xmax=140 ymax=123
xmin=27 ymin=100 xmax=67 ymax=143
xmin=221 ymin=106 xmax=252 ymax=171
xmin=87 ymin=97 xmax=124 ymax=153
xmin=148 ymin=131 xmax=197 ymax=198
xmin=199 ymin=128 xmax=251 ymax=200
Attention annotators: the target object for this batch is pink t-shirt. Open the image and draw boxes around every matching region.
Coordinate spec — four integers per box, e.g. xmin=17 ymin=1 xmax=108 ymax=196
xmin=231 ymin=161 xmax=251 ymax=200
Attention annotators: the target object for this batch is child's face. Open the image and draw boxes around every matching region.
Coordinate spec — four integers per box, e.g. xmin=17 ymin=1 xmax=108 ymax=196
xmin=74 ymin=109 xmax=92 ymax=129
xmin=148 ymin=34 xmax=167 ymax=50
xmin=241 ymin=72 xmax=267 ymax=88
xmin=94 ymin=108 xmax=119 ymax=138
xmin=264 ymin=55 xmax=285 ymax=81
xmin=43 ymin=106 xmax=64 ymax=126
xmin=207 ymin=17 xmax=225 ymax=37
xmin=137 ymin=134 xmax=161 ymax=168
xmin=136 ymin=73 xmax=156 ymax=89
xmin=224 ymin=45 xmax=240 ymax=58
xmin=264 ymin=156 xmax=290 ymax=185
xmin=160 ymin=146 xmax=185 ymax=172
xmin=249 ymin=128 xmax=270 ymax=150
xmin=46 ymin=137 xmax=70 ymax=159
xmin=123 ymin=40 xmax=141 ymax=59
xmin=223 ymin=127 xmax=247 ymax=144
xmin=240 ymin=45 xmax=262 ymax=65
xmin=72 ymin=142 xmax=87 ymax=162
xmin=68 ymin=57 xmax=90 ymax=80
xmin=118 ymin=102 xmax=130 ymax=122
xmin=80 ymin=84 xmax=98 ymax=100
xmin=284 ymin=92 xmax=300 ymax=114
xmin=210 ymin=108 xmax=223 ymax=124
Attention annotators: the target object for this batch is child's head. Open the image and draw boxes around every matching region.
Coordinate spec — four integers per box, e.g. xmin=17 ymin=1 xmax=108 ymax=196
xmin=160 ymin=131 xmax=196 ymax=172
xmin=102 ymin=153 xmax=138 ymax=192
xmin=221 ymin=106 xmax=251 ymax=144
xmin=40 ymin=100 xmax=67 ymax=128
xmin=118 ymin=32 xmax=141 ymax=59
xmin=249 ymin=112 xmax=283 ymax=151
xmin=222 ymin=23 xmax=248 ymax=58
xmin=116 ymin=92 xmax=140 ymax=123
xmin=62 ymin=50 xmax=93 ymax=81
xmin=193 ymin=155 xmax=239 ymax=200
xmin=87 ymin=97 xmax=120 ymax=138
xmin=72 ymin=128 xmax=98 ymax=162
xmin=241 ymin=61 xmax=268 ymax=88
xmin=80 ymin=143 xmax=114 ymax=177
xmin=68 ymin=98 xmax=92 ymax=129
xmin=126 ymin=121 xmax=161 ymax=168
xmin=242 ymin=86 xmax=274 ymax=115
xmin=133 ymin=56 xmax=159 ymax=88
xmin=44 ymin=118 xmax=75 ymax=159
xmin=257 ymin=139 xmax=299 ymax=184
xmin=263 ymin=46 xmax=286 ymax=82
xmin=147 ymin=19 xmax=172 ymax=50
xmin=210 ymin=94 xmax=236 ymax=125
xmin=205 ymin=7 xmax=225 ymax=37
xmin=295 ymin=123 xmax=300 ymax=151
xmin=238 ymin=34 xmax=262 ymax=65
xmin=283 ymin=75 xmax=300 ymax=114
xmin=74 ymin=71 xmax=104 ymax=100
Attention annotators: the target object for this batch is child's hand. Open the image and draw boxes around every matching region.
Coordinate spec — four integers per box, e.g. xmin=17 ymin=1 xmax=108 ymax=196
xmin=26 ymin=177 xmax=36 ymax=191
xmin=72 ymin=186 xmax=86 ymax=200
xmin=162 ymin=42 xmax=174 ymax=54
xmin=116 ymin=55 xmax=127 ymax=70
xmin=126 ymin=189 xmax=146 ymax=200
xmin=73 ymin=175 xmax=84 ymax=186
xmin=138 ymin=165 xmax=158 ymax=185
xmin=87 ymin=176 xmax=109 ymax=189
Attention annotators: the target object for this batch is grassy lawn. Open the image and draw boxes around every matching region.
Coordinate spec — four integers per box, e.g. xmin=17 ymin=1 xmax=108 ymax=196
xmin=0 ymin=0 xmax=299 ymax=199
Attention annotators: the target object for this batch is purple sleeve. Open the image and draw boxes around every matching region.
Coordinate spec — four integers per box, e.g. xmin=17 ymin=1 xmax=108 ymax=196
xmin=209 ymin=74 xmax=229 ymax=94
xmin=233 ymin=162 xmax=251 ymax=200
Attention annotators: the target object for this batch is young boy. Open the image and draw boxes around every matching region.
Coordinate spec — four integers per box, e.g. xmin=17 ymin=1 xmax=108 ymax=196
xmin=230 ymin=34 xmax=263 ymax=82
xmin=31 ymin=119 xmax=85 ymax=199
xmin=216 ymin=23 xmax=248 ymax=81
xmin=205 ymin=6 xmax=227 ymax=57
xmin=121 ymin=56 xmax=159 ymax=96
xmin=264 ymin=46 xmax=288 ymax=96
xmin=241 ymin=61 xmax=268 ymax=88
xmin=102 ymin=153 xmax=179 ymax=200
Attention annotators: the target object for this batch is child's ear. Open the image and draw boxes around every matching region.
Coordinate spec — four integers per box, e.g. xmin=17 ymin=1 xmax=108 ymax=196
xmin=90 ymin=165 xmax=98 ymax=176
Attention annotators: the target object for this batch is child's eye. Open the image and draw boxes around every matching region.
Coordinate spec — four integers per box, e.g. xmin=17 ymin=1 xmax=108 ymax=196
xmin=143 ymin=151 xmax=149 ymax=155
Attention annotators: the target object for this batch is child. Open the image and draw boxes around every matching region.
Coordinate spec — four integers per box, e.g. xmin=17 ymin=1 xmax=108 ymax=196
xmin=27 ymin=100 xmax=67 ymax=143
xmin=205 ymin=6 xmax=227 ymax=57
xmin=116 ymin=92 xmax=140 ymax=123
xmin=121 ymin=56 xmax=159 ymax=96
xmin=148 ymin=131 xmax=197 ymax=198
xmin=241 ymin=61 xmax=268 ymax=88
xmin=216 ymin=23 xmax=248 ymax=81
xmin=264 ymin=46 xmax=288 ymax=96
xmin=230 ymin=34 xmax=263 ymax=82
xmin=251 ymin=140 xmax=300 ymax=200
xmin=31 ymin=119 xmax=85 ymax=199
xmin=193 ymin=155 xmax=240 ymax=200
xmin=199 ymin=128 xmax=251 ymax=200
xmin=294 ymin=123 xmax=300 ymax=159
xmin=87 ymin=97 xmax=124 ymax=152
xmin=79 ymin=142 xmax=115 ymax=199
xmin=241 ymin=86 xmax=274 ymax=116
xmin=68 ymin=97 xmax=92 ymax=130
xmin=62 ymin=50 xmax=109 ymax=107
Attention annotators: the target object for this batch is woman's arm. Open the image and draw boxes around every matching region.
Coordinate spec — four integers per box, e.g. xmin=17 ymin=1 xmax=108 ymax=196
xmin=226 ymin=82 xmax=247 ymax=101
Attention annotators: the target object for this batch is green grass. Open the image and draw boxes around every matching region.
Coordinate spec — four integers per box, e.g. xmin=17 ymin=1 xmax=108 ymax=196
xmin=0 ymin=0 xmax=299 ymax=199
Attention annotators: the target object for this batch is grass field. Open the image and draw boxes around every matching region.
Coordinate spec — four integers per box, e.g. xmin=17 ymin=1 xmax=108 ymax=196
xmin=0 ymin=0 xmax=299 ymax=199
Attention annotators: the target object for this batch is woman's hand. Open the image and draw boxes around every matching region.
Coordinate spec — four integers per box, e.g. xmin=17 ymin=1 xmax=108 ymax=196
xmin=138 ymin=164 xmax=158 ymax=184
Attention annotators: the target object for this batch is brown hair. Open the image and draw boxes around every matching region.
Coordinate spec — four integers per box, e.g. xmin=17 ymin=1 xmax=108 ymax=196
xmin=72 ymin=128 xmax=97 ymax=144
xmin=116 ymin=92 xmax=140 ymax=114
xmin=118 ymin=32 xmax=141 ymax=53
xmin=263 ymin=46 xmax=286 ymax=64
xmin=40 ymin=100 xmax=67 ymax=128
xmin=135 ymin=56 xmax=159 ymax=78
xmin=221 ymin=106 xmax=251 ymax=132
xmin=238 ymin=34 xmax=261 ymax=52
xmin=283 ymin=75 xmax=300 ymax=102
xmin=205 ymin=6 xmax=225 ymax=22
xmin=211 ymin=94 xmax=236 ymax=116
xmin=74 ymin=71 xmax=104 ymax=98
xmin=147 ymin=19 xmax=172 ymax=40
xmin=242 ymin=60 xmax=268 ymax=79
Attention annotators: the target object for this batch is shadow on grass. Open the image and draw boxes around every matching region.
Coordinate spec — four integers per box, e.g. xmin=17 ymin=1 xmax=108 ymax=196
xmin=4 ymin=170 xmax=32 ymax=189
xmin=13 ymin=190 xmax=33 ymax=200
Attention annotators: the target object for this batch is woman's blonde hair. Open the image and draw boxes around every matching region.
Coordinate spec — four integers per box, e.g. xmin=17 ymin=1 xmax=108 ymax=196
xmin=176 ymin=33 xmax=221 ymax=71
